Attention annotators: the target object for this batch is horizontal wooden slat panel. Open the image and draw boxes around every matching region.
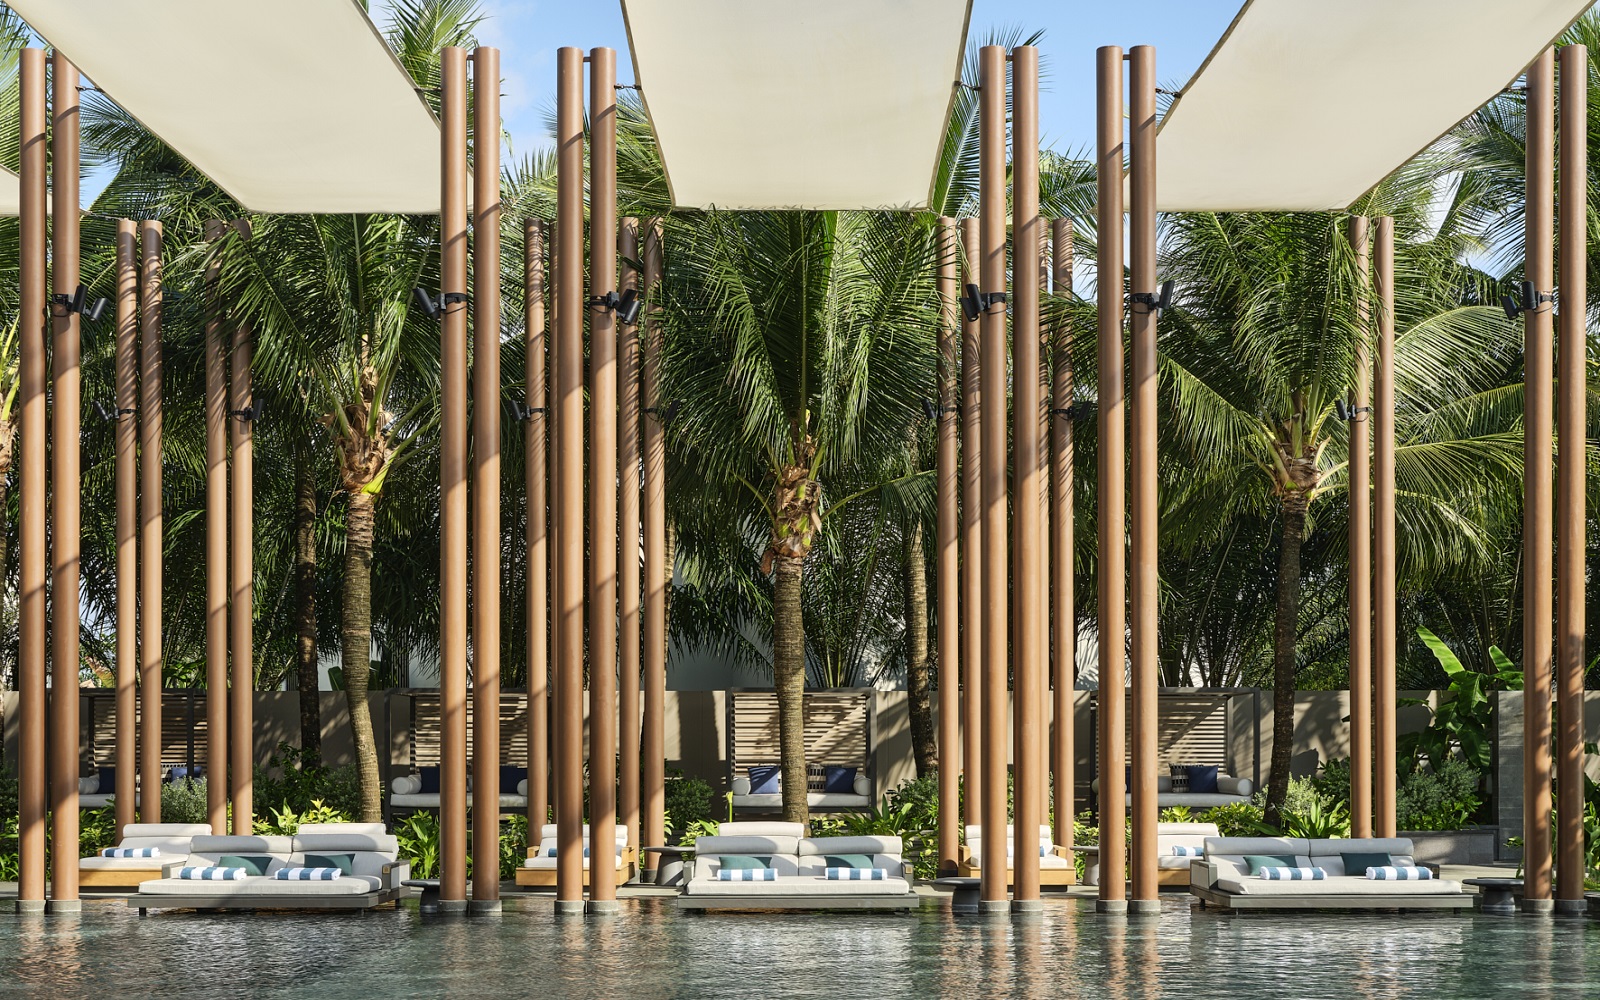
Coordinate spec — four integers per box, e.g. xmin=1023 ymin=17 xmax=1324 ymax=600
xmin=1092 ymin=693 xmax=1229 ymax=768
xmin=81 ymin=689 xmax=210 ymax=771
xmin=408 ymin=692 xmax=530 ymax=768
xmin=729 ymin=691 xmax=868 ymax=790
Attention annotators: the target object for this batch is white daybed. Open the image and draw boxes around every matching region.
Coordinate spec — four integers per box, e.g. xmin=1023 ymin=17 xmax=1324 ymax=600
xmin=516 ymin=824 xmax=636 ymax=888
xmin=79 ymin=823 xmax=210 ymax=889
xmin=1190 ymin=836 xmax=1469 ymax=911
xmin=679 ymin=824 xmax=916 ymax=911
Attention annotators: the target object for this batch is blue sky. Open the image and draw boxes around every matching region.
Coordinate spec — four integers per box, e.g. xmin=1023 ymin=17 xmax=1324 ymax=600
xmin=408 ymin=1 xmax=1244 ymax=163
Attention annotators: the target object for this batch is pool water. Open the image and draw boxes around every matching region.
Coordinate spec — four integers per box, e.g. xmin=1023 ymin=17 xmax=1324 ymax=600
xmin=4 ymin=897 xmax=1598 ymax=999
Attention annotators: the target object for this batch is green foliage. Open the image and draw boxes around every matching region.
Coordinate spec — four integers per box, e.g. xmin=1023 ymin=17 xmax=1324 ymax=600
xmin=673 ymin=819 xmax=721 ymax=847
xmin=1202 ymin=802 xmax=1266 ymax=838
xmin=499 ymin=815 xmax=528 ymax=881
xmin=1278 ymin=798 xmax=1351 ymax=839
xmin=1157 ymin=806 xmax=1196 ymax=824
xmin=1401 ymin=627 xmax=1521 ymax=771
xmin=1395 ymin=757 xmax=1483 ymax=831
xmin=79 ymin=806 xmax=120 ymax=858
xmin=663 ymin=769 xmax=716 ymax=841
xmin=254 ymin=742 xmax=363 ymax=819
xmin=1309 ymin=757 xmax=1351 ymax=806
xmin=252 ymin=799 xmax=352 ymax=836
xmin=394 ymin=812 xmax=440 ymax=879
xmin=162 ymin=778 xmax=211 ymax=825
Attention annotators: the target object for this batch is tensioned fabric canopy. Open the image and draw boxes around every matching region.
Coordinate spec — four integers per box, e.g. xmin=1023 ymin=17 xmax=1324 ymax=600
xmin=0 ymin=168 xmax=18 ymax=216
xmin=1157 ymin=0 xmax=1592 ymax=212
xmin=621 ymin=0 xmax=971 ymax=211
xmin=10 ymin=0 xmax=443 ymax=214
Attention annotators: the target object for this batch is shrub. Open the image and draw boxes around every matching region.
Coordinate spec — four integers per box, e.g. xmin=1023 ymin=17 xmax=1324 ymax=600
xmin=394 ymin=812 xmax=440 ymax=878
xmin=79 ymin=805 xmax=120 ymax=857
xmin=1203 ymin=802 xmax=1265 ymax=837
xmin=162 ymin=778 xmax=210 ymax=824
xmin=253 ymin=799 xmax=352 ymax=836
xmin=1396 ymin=758 xmax=1482 ymax=831
xmin=253 ymin=742 xmax=362 ymax=819
xmin=663 ymin=769 xmax=716 ymax=840
xmin=1310 ymin=758 xmax=1351 ymax=806
xmin=884 ymin=773 xmax=940 ymax=832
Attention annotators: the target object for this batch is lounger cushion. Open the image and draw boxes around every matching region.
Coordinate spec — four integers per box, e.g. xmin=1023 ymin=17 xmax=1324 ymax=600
xmin=218 ymin=855 xmax=276 ymax=877
xmin=731 ymin=792 xmax=871 ymax=809
xmin=193 ymin=835 xmax=295 ymax=856
xmin=731 ymin=776 xmax=752 ymax=795
xmin=293 ymin=833 xmax=399 ymax=855
xmin=139 ymin=875 xmax=379 ymax=896
xmin=305 ymin=853 xmax=356 ymax=876
xmin=1214 ymin=875 xmax=1462 ymax=896
xmin=695 ymin=835 xmax=802 ymax=856
xmin=538 ymin=824 xmax=628 ymax=842
xmin=716 ymin=822 xmax=807 ymax=838
xmin=392 ymin=792 xmax=527 ymax=809
xmin=296 ymin=823 xmax=387 ymax=836
xmin=392 ymin=774 xmax=423 ymax=795
xmin=799 ymin=836 xmax=901 ymax=857
xmin=686 ymin=875 xmax=912 ymax=897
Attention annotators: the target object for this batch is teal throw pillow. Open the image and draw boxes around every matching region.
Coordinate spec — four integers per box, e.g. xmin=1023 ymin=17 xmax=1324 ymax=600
xmin=824 ymin=854 xmax=875 ymax=870
xmin=1340 ymin=851 xmax=1394 ymax=876
xmin=1243 ymin=854 xmax=1298 ymax=875
xmin=717 ymin=855 xmax=772 ymax=871
xmin=218 ymin=855 xmax=274 ymax=876
xmin=306 ymin=853 xmax=355 ymax=876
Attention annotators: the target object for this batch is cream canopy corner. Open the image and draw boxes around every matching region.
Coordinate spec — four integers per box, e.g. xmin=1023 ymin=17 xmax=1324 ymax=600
xmin=1157 ymin=0 xmax=1593 ymax=212
xmin=10 ymin=0 xmax=443 ymax=214
xmin=622 ymin=0 xmax=972 ymax=211
xmin=0 ymin=167 xmax=17 ymax=216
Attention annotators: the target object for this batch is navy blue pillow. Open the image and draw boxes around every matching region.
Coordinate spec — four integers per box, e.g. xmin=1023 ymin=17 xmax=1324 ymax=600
xmin=96 ymin=766 xmax=116 ymax=795
xmin=169 ymin=765 xmax=203 ymax=783
xmin=418 ymin=766 xmax=441 ymax=794
xmin=823 ymin=766 xmax=856 ymax=793
xmin=500 ymin=765 xmax=526 ymax=795
xmin=1186 ymin=765 xmax=1220 ymax=794
xmin=748 ymin=765 xmax=782 ymax=795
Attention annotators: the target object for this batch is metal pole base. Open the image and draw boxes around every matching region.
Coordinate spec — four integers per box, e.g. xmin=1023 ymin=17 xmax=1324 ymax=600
xmin=13 ymin=899 xmax=47 ymax=915
xmin=1095 ymin=899 xmax=1128 ymax=915
xmin=587 ymin=899 xmax=621 ymax=916
xmin=466 ymin=899 xmax=503 ymax=915
xmin=1520 ymin=897 xmax=1555 ymax=915
xmin=45 ymin=899 xmax=83 ymax=914
xmin=437 ymin=898 xmax=468 ymax=914
xmin=1553 ymin=898 xmax=1587 ymax=916
xmin=978 ymin=899 xmax=1011 ymax=916
xmin=1128 ymin=899 xmax=1162 ymax=915
xmin=554 ymin=899 xmax=586 ymax=916
xmin=1011 ymin=899 xmax=1044 ymax=914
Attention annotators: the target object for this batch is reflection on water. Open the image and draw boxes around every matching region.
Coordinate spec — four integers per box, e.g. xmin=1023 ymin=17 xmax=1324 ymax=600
xmin=2 ymin=898 xmax=1597 ymax=999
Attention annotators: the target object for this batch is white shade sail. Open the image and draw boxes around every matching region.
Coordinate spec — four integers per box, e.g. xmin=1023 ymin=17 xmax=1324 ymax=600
xmin=0 ymin=167 xmax=17 ymax=216
xmin=1157 ymin=0 xmax=1592 ymax=212
xmin=10 ymin=0 xmax=442 ymax=214
xmin=622 ymin=0 xmax=971 ymax=211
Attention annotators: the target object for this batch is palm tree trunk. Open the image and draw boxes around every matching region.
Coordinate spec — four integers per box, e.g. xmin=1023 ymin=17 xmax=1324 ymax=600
xmin=342 ymin=487 xmax=382 ymax=822
xmin=1266 ymin=494 xmax=1309 ymax=823
xmin=294 ymin=439 xmax=321 ymax=762
xmin=904 ymin=522 xmax=936 ymax=778
xmin=773 ymin=553 xmax=809 ymax=825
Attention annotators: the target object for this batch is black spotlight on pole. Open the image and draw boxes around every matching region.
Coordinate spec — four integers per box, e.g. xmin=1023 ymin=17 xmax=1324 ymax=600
xmin=960 ymin=283 xmax=983 ymax=323
xmin=413 ymin=286 xmax=442 ymax=321
xmin=617 ymin=288 xmax=642 ymax=326
xmin=922 ymin=397 xmax=939 ymax=422
xmin=231 ymin=396 xmax=265 ymax=424
xmin=1132 ymin=279 xmax=1176 ymax=315
xmin=51 ymin=283 xmax=109 ymax=322
xmin=85 ymin=296 xmax=109 ymax=323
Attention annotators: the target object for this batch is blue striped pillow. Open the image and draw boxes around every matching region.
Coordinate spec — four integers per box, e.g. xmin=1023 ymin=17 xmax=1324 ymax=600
xmin=717 ymin=868 xmax=777 ymax=881
xmin=1366 ymin=866 xmax=1432 ymax=880
xmin=1257 ymin=866 xmax=1326 ymax=881
xmin=177 ymin=866 xmax=247 ymax=881
xmin=101 ymin=847 xmax=159 ymax=859
xmin=275 ymin=867 xmax=341 ymax=881
xmin=825 ymin=867 xmax=888 ymax=880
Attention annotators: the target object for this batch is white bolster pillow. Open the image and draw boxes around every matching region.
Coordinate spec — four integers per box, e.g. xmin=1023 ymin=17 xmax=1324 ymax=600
xmin=731 ymin=776 xmax=752 ymax=796
xmin=852 ymin=774 xmax=872 ymax=797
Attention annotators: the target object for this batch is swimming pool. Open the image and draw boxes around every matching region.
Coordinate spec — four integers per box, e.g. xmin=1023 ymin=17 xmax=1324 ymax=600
xmin=4 ymin=897 xmax=1597 ymax=999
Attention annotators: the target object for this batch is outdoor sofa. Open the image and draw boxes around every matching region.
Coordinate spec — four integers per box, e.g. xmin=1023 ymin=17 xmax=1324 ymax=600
xmin=390 ymin=768 xmax=528 ymax=813
xmin=1090 ymin=772 xmax=1253 ymax=808
xmin=515 ymin=824 xmax=636 ymax=888
xmin=129 ymin=823 xmax=409 ymax=912
xmin=1075 ymin=822 xmax=1219 ymax=887
xmin=78 ymin=823 xmax=209 ymax=889
xmin=1189 ymin=836 xmax=1469 ymax=911
xmin=730 ymin=769 xmax=874 ymax=812
xmin=957 ymin=824 xmax=1076 ymax=887
xmin=678 ymin=822 xmax=915 ymax=911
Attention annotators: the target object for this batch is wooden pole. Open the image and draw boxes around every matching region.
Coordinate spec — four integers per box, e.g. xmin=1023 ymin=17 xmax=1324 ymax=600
xmin=138 ymin=220 xmax=164 ymax=827
xmin=228 ymin=241 xmax=255 ymax=835
xmin=619 ymin=217 xmax=643 ymax=858
xmin=1011 ymin=44 xmax=1044 ymax=907
xmin=50 ymin=50 xmax=83 ymax=906
xmin=1522 ymin=48 xmax=1556 ymax=909
xmin=470 ymin=44 xmax=504 ymax=909
xmin=438 ymin=44 xmax=470 ymax=908
xmin=959 ymin=216 xmax=983 ymax=834
xmin=935 ymin=216 xmax=961 ymax=877
xmin=641 ymin=219 xmax=668 ymax=878
xmin=1554 ymin=42 xmax=1587 ymax=913
xmin=1373 ymin=216 xmax=1398 ymax=841
xmin=1095 ymin=44 xmax=1128 ymax=913
xmin=16 ymin=46 xmax=47 ymax=906
xmin=204 ymin=219 xmax=230 ymax=833
xmin=526 ymin=219 xmax=550 ymax=833
xmin=1049 ymin=218 xmax=1075 ymax=855
xmin=114 ymin=219 xmax=139 ymax=836
xmin=1347 ymin=216 xmax=1373 ymax=840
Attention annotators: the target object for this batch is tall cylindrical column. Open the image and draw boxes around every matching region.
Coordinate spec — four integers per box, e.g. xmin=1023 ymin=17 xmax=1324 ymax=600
xmin=138 ymin=221 xmax=165 ymax=826
xmin=619 ymin=217 xmax=643 ymax=858
xmin=1095 ymin=44 xmax=1128 ymax=911
xmin=470 ymin=45 xmax=504 ymax=908
xmin=229 ymin=309 xmax=255 ymax=835
xmin=1555 ymin=42 xmax=1587 ymax=913
xmin=935 ymin=217 xmax=961 ymax=877
xmin=1373 ymin=216 xmax=1398 ymax=840
xmin=1127 ymin=44 xmax=1159 ymax=908
xmin=1347 ymin=216 xmax=1373 ymax=840
xmin=959 ymin=217 xmax=983 ymax=832
xmin=588 ymin=46 xmax=621 ymax=909
xmin=1522 ymin=48 xmax=1556 ymax=907
xmin=1049 ymin=218 xmax=1075 ymax=855
xmin=114 ymin=219 xmax=139 ymax=836
xmin=641 ymin=219 xmax=668 ymax=878
xmin=526 ymin=219 xmax=550 ymax=833
xmin=50 ymin=51 xmax=84 ymax=905
xmin=977 ymin=44 xmax=1009 ymax=910
xmin=1011 ymin=45 xmax=1044 ymax=905
xmin=204 ymin=219 xmax=231 ymax=834
xmin=438 ymin=45 xmax=470 ymax=907
xmin=554 ymin=45 xmax=587 ymax=911
xmin=17 ymin=46 xmax=47 ymax=905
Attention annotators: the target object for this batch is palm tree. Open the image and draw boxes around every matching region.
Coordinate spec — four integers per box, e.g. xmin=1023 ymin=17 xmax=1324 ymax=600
xmin=1156 ymin=194 xmax=1521 ymax=818
xmin=662 ymin=211 xmax=936 ymax=822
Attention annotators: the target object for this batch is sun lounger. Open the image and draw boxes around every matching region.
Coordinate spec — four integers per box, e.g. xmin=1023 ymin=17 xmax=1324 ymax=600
xmin=79 ymin=823 xmax=210 ymax=889
xmin=957 ymin=824 xmax=1076 ymax=886
xmin=1190 ymin=836 xmax=1469 ymax=911
xmin=390 ymin=772 xmax=528 ymax=812
xmin=678 ymin=832 xmax=916 ymax=910
xmin=129 ymin=832 xmax=409 ymax=912
xmin=515 ymin=824 xmax=636 ymax=888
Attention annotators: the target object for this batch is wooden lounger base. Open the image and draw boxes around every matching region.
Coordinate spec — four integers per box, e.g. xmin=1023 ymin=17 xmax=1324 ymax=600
xmin=514 ymin=866 xmax=635 ymax=889
xmin=676 ymin=894 xmax=918 ymax=911
xmin=1190 ymin=885 xmax=1470 ymax=912
xmin=79 ymin=867 xmax=173 ymax=890
xmin=129 ymin=888 xmax=406 ymax=913
xmin=956 ymin=864 xmax=1078 ymax=887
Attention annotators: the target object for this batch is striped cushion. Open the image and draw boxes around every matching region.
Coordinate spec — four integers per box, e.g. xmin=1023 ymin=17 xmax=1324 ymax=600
xmin=545 ymin=848 xmax=593 ymax=857
xmin=717 ymin=868 xmax=778 ymax=881
xmin=177 ymin=866 xmax=248 ymax=881
xmin=1257 ymin=866 xmax=1326 ymax=881
xmin=101 ymin=847 xmax=160 ymax=859
xmin=825 ymin=867 xmax=888 ymax=880
xmin=1366 ymin=866 xmax=1432 ymax=880
xmin=274 ymin=867 xmax=342 ymax=881
xmin=1170 ymin=846 xmax=1203 ymax=857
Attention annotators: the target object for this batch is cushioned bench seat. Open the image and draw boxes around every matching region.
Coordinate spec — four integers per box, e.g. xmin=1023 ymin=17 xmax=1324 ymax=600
xmin=1191 ymin=836 xmax=1468 ymax=911
xmin=79 ymin=823 xmax=210 ymax=888
xmin=129 ymin=832 xmax=409 ymax=912
xmin=680 ymin=828 xmax=916 ymax=911
xmin=1091 ymin=775 xmax=1254 ymax=809
xmin=515 ymin=824 xmax=636 ymax=888
xmin=958 ymin=825 xmax=1076 ymax=886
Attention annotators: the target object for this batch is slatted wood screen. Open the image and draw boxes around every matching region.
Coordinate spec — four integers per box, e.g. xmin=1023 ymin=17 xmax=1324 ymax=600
xmin=80 ymin=690 xmax=209 ymax=771
xmin=408 ymin=692 xmax=530 ymax=768
xmin=728 ymin=690 xmax=869 ymax=790
xmin=1095 ymin=693 xmax=1229 ymax=767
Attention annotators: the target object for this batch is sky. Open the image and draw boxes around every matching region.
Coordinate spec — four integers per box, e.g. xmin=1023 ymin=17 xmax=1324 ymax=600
xmin=379 ymin=0 xmax=1245 ymax=165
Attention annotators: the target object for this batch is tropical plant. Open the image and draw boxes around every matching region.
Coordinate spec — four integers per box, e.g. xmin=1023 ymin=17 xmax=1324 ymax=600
xmin=1395 ymin=757 xmax=1483 ymax=832
xmin=1403 ymin=626 xmax=1522 ymax=771
xmin=1202 ymin=802 xmax=1266 ymax=838
xmin=252 ymin=799 xmax=352 ymax=837
xmin=253 ymin=741 xmax=364 ymax=819
xmin=663 ymin=769 xmax=716 ymax=841
xmin=394 ymin=811 xmax=441 ymax=879
xmin=161 ymin=778 xmax=211 ymax=825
